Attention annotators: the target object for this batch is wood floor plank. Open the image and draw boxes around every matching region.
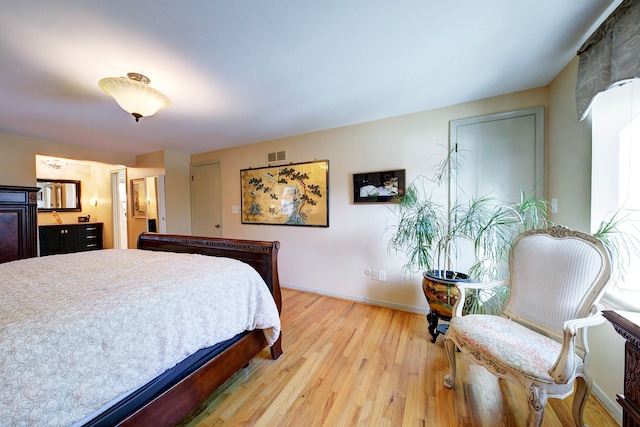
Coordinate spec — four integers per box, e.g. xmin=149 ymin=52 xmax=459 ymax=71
xmin=179 ymin=289 xmax=618 ymax=427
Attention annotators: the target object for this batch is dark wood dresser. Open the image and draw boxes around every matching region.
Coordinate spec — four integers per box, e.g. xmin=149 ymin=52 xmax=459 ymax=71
xmin=39 ymin=222 xmax=103 ymax=256
xmin=0 ymin=185 xmax=39 ymax=264
xmin=603 ymin=310 xmax=640 ymax=427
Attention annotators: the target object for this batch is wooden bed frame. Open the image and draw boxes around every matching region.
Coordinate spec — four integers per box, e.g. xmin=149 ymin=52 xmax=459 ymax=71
xmin=112 ymin=233 xmax=283 ymax=426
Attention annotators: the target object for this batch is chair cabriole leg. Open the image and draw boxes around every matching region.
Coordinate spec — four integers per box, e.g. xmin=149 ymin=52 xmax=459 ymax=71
xmin=572 ymin=375 xmax=591 ymax=427
xmin=525 ymin=382 xmax=546 ymax=427
xmin=443 ymin=337 xmax=456 ymax=388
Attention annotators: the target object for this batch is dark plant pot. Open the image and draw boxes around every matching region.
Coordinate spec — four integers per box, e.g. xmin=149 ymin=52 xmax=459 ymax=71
xmin=422 ymin=270 xmax=471 ymax=343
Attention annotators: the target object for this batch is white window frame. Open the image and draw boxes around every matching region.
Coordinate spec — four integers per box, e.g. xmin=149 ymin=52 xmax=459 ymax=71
xmin=591 ymin=79 xmax=640 ymax=310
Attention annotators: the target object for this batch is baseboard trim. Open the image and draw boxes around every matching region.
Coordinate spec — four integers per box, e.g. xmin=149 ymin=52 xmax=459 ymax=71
xmin=282 ymin=282 xmax=430 ymax=315
xmin=592 ymin=381 xmax=622 ymax=424
xmin=282 ymin=282 xmax=621 ymax=423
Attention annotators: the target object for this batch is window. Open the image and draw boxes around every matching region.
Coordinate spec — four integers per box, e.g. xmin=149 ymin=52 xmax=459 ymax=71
xmin=591 ymin=79 xmax=640 ymax=309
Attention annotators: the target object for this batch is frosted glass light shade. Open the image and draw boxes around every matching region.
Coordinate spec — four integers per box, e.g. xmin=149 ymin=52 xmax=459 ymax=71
xmin=98 ymin=74 xmax=171 ymax=122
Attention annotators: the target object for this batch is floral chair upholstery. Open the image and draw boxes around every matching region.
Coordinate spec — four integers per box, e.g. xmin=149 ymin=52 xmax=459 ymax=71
xmin=443 ymin=226 xmax=611 ymax=427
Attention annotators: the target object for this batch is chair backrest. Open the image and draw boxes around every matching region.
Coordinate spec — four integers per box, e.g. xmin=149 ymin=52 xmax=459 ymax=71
xmin=502 ymin=225 xmax=611 ymax=344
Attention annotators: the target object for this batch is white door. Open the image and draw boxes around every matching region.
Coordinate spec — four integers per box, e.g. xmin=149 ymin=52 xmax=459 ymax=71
xmin=191 ymin=162 xmax=222 ymax=237
xmin=449 ymin=107 xmax=544 ymax=273
xmin=450 ymin=107 xmax=544 ymax=204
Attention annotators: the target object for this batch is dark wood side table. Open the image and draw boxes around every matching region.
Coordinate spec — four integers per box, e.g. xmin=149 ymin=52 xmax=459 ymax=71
xmin=603 ymin=310 xmax=640 ymax=427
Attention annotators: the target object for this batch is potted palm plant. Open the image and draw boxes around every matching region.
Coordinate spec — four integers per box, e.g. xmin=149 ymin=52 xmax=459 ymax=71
xmin=386 ymin=149 xmax=547 ymax=341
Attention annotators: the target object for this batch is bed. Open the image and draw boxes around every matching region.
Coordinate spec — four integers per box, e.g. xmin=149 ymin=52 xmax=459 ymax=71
xmin=0 ymin=233 xmax=283 ymax=426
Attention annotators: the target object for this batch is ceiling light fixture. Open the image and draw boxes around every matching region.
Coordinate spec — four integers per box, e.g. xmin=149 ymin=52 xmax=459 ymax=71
xmin=41 ymin=159 xmax=67 ymax=170
xmin=98 ymin=72 xmax=171 ymax=122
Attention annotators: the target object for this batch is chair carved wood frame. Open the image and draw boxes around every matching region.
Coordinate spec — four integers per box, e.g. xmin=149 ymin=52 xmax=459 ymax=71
xmin=443 ymin=225 xmax=611 ymax=427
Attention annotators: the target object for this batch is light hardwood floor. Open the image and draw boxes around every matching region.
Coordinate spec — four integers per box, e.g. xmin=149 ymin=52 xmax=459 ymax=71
xmin=179 ymin=289 xmax=618 ymax=426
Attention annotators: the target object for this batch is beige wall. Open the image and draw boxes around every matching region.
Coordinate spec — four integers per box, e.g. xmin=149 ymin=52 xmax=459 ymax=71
xmin=0 ymin=132 xmax=133 ymax=187
xmin=163 ymin=150 xmax=192 ymax=235
xmin=547 ymin=58 xmax=593 ymax=230
xmin=127 ymin=151 xmax=165 ymax=248
xmin=0 ymin=133 xmax=133 ymax=250
xmin=548 ymin=58 xmax=625 ymax=421
xmin=36 ymin=158 xmax=118 ymax=249
xmin=126 ymin=150 xmax=192 ymax=247
xmin=192 ymin=87 xmax=549 ymax=310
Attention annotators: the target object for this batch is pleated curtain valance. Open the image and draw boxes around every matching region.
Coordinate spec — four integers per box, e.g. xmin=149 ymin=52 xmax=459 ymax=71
xmin=576 ymin=0 xmax=640 ymax=120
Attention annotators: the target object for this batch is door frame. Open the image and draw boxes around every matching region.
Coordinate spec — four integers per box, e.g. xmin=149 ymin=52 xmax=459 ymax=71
xmin=110 ymin=168 xmax=128 ymax=249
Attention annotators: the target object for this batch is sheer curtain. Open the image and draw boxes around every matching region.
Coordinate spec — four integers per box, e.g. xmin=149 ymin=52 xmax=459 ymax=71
xmin=576 ymin=0 xmax=640 ymax=120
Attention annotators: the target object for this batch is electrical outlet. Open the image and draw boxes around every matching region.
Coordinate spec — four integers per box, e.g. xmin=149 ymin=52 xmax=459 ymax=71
xmin=378 ymin=270 xmax=386 ymax=282
xmin=372 ymin=270 xmax=379 ymax=280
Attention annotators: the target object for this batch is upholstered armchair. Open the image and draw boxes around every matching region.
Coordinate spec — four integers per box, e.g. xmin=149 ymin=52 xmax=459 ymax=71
xmin=443 ymin=226 xmax=611 ymax=427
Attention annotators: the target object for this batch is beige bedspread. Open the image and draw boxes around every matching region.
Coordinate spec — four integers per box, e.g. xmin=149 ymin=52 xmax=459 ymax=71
xmin=0 ymin=249 xmax=281 ymax=426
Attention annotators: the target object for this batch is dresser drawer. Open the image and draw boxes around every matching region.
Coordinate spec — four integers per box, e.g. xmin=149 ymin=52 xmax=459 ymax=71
xmin=79 ymin=223 xmax=103 ymax=251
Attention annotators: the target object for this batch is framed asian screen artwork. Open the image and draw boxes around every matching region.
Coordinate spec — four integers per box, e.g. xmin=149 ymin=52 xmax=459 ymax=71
xmin=240 ymin=160 xmax=329 ymax=227
xmin=353 ymin=169 xmax=405 ymax=203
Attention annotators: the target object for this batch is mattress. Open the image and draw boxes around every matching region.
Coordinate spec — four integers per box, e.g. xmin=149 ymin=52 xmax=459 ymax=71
xmin=81 ymin=331 xmax=247 ymax=426
xmin=0 ymin=249 xmax=281 ymax=426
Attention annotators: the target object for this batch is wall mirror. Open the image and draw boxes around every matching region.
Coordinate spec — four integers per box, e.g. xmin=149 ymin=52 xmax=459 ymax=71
xmin=36 ymin=179 xmax=81 ymax=211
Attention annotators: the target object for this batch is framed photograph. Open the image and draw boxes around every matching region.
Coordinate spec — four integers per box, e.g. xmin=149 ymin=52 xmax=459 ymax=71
xmin=130 ymin=178 xmax=146 ymax=218
xmin=353 ymin=169 xmax=405 ymax=203
xmin=241 ymin=160 xmax=329 ymax=227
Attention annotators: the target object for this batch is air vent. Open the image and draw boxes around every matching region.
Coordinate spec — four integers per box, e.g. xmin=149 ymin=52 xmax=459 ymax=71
xmin=267 ymin=150 xmax=287 ymax=163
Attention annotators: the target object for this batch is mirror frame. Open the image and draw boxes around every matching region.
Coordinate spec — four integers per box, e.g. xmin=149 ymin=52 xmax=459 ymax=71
xmin=36 ymin=178 xmax=82 ymax=212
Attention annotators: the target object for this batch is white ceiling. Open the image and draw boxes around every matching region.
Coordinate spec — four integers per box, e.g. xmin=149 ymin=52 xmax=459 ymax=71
xmin=0 ymin=1 xmax=619 ymax=156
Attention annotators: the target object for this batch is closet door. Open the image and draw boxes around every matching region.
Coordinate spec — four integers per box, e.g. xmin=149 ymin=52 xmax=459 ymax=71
xmin=191 ymin=162 xmax=222 ymax=237
xmin=449 ymin=107 xmax=544 ymax=204
xmin=448 ymin=107 xmax=544 ymax=273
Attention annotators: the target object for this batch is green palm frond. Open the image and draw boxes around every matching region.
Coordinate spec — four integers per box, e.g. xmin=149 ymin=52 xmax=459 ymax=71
xmin=387 ymin=147 xmax=639 ymax=316
xmin=386 ymin=149 xmax=555 ymax=314
xmin=594 ymin=209 xmax=640 ymax=285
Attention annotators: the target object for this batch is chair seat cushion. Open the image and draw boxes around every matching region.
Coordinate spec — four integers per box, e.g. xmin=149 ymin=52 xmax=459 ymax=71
xmin=446 ymin=315 xmax=582 ymax=383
